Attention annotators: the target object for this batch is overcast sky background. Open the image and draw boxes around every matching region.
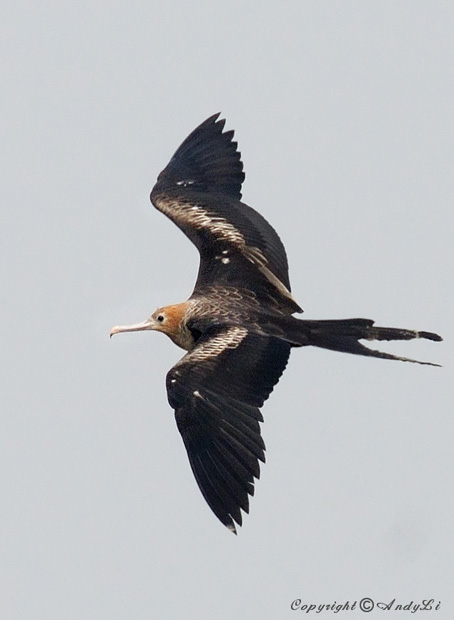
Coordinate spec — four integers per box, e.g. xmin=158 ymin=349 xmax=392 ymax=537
xmin=1 ymin=2 xmax=452 ymax=618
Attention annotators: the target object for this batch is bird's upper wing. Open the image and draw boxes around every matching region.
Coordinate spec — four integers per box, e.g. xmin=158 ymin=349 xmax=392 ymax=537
xmin=166 ymin=323 xmax=291 ymax=532
xmin=150 ymin=114 xmax=302 ymax=314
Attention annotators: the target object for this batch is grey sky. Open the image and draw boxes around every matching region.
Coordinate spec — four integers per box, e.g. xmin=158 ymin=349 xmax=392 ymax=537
xmin=1 ymin=2 xmax=452 ymax=618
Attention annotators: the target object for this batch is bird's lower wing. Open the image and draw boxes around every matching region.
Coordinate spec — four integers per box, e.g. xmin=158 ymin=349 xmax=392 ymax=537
xmin=166 ymin=326 xmax=291 ymax=532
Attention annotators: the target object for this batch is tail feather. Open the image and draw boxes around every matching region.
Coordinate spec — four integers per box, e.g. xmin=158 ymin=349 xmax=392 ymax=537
xmin=293 ymin=318 xmax=442 ymax=367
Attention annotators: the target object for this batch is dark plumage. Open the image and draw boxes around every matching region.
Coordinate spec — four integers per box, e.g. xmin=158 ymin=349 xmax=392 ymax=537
xmin=111 ymin=114 xmax=441 ymax=533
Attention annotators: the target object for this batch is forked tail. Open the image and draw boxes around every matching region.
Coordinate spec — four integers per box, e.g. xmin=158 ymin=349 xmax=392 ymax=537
xmin=293 ymin=318 xmax=442 ymax=366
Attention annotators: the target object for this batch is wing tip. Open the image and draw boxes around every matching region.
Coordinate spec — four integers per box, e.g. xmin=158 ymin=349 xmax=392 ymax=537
xmin=226 ymin=521 xmax=238 ymax=535
xmin=151 ymin=113 xmax=245 ymax=201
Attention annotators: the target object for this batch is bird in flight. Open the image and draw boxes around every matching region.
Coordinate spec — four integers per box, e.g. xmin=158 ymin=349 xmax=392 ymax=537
xmin=110 ymin=114 xmax=441 ymax=533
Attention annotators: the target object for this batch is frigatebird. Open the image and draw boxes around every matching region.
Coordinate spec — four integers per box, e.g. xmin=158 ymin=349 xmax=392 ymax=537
xmin=111 ymin=114 xmax=441 ymax=533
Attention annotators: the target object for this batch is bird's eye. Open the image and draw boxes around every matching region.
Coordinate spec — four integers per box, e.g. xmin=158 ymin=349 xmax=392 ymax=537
xmin=157 ymin=314 xmax=165 ymax=322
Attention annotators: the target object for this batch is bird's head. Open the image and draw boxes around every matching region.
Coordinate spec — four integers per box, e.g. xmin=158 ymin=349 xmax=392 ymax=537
xmin=110 ymin=302 xmax=192 ymax=349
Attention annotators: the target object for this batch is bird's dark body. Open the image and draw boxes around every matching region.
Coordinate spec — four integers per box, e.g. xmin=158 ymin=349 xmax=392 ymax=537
xmin=112 ymin=114 xmax=441 ymax=533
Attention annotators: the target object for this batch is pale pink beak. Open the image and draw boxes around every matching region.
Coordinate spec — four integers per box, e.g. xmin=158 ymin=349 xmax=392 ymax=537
xmin=110 ymin=318 xmax=155 ymax=338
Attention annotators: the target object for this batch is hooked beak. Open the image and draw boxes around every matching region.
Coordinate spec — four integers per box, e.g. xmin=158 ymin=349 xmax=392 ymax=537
xmin=110 ymin=318 xmax=155 ymax=338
